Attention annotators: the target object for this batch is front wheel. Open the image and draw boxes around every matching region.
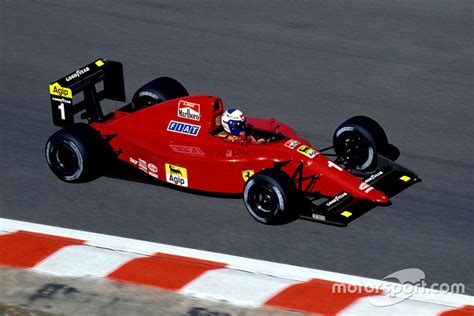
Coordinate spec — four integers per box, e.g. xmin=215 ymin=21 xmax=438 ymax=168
xmin=333 ymin=116 xmax=388 ymax=171
xmin=243 ymin=169 xmax=296 ymax=225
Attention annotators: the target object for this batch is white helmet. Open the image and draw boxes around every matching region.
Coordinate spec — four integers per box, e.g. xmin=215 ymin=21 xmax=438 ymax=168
xmin=222 ymin=109 xmax=247 ymax=136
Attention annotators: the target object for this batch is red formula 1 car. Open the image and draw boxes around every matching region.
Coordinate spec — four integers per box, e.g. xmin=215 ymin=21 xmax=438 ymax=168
xmin=46 ymin=59 xmax=420 ymax=226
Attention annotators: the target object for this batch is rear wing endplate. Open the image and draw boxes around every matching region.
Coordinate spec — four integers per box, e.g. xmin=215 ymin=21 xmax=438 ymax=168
xmin=49 ymin=59 xmax=125 ymax=127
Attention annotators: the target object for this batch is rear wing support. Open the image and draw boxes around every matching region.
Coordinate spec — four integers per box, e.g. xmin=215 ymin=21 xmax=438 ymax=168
xmin=49 ymin=59 xmax=126 ymax=127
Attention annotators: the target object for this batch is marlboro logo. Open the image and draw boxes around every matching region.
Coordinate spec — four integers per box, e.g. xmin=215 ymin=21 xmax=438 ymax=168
xmin=177 ymin=100 xmax=201 ymax=121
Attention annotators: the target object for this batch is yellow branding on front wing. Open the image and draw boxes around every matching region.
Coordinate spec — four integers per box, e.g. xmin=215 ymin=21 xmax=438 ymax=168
xmin=399 ymin=175 xmax=411 ymax=182
xmin=341 ymin=211 xmax=352 ymax=218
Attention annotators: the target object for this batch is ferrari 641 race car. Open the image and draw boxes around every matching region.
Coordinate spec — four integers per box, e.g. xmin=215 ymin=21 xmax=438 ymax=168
xmin=46 ymin=59 xmax=421 ymax=226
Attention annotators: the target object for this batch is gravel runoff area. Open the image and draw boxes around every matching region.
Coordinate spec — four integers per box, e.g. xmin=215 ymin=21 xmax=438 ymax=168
xmin=0 ymin=267 xmax=306 ymax=316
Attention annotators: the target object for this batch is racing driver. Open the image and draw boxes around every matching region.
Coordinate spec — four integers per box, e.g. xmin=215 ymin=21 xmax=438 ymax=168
xmin=217 ymin=108 xmax=266 ymax=144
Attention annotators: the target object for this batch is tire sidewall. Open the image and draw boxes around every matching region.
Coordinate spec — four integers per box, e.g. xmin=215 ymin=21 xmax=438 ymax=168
xmin=45 ymin=124 xmax=102 ymax=183
xmin=243 ymin=173 xmax=291 ymax=224
xmin=46 ymin=135 xmax=85 ymax=182
xmin=334 ymin=123 xmax=378 ymax=171
xmin=132 ymin=77 xmax=188 ymax=110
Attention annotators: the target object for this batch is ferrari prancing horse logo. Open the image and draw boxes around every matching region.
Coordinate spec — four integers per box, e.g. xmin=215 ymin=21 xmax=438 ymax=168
xmin=242 ymin=170 xmax=254 ymax=182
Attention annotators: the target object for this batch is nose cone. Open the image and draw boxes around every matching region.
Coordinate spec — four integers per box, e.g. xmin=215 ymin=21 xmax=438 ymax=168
xmin=375 ymin=195 xmax=389 ymax=204
xmin=357 ymin=182 xmax=390 ymax=204
xmin=363 ymin=186 xmax=390 ymax=204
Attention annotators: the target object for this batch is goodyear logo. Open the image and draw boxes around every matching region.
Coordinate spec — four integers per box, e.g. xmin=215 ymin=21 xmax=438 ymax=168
xmin=325 ymin=192 xmax=349 ymax=207
xmin=165 ymin=163 xmax=188 ymax=187
xmin=242 ymin=170 xmax=254 ymax=182
xmin=51 ymin=96 xmax=72 ymax=104
xmin=49 ymin=82 xmax=72 ymax=98
xmin=65 ymin=66 xmax=90 ymax=82
xmin=297 ymin=145 xmax=319 ymax=158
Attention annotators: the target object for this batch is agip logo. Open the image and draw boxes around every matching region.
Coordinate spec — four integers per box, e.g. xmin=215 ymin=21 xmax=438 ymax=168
xmin=177 ymin=100 xmax=201 ymax=121
xmin=297 ymin=145 xmax=319 ymax=158
xmin=49 ymin=82 xmax=72 ymax=98
xmin=165 ymin=163 xmax=188 ymax=187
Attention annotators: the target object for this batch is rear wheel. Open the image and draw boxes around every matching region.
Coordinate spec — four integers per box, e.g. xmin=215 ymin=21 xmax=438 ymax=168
xmin=45 ymin=123 xmax=110 ymax=183
xmin=243 ymin=169 xmax=296 ymax=225
xmin=132 ymin=77 xmax=188 ymax=110
xmin=333 ymin=116 xmax=388 ymax=171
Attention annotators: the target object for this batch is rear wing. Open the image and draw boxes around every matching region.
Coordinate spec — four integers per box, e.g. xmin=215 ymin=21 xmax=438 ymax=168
xmin=49 ymin=59 xmax=126 ymax=127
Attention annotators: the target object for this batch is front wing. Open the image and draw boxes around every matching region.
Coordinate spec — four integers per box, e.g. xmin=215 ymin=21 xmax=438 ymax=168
xmin=299 ymin=155 xmax=421 ymax=226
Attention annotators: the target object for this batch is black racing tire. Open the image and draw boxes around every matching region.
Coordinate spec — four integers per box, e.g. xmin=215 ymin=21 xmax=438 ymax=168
xmin=45 ymin=123 xmax=110 ymax=183
xmin=243 ymin=169 xmax=297 ymax=225
xmin=333 ymin=116 xmax=389 ymax=171
xmin=132 ymin=77 xmax=189 ymax=110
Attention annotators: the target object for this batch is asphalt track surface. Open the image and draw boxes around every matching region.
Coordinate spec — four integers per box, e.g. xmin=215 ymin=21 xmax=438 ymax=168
xmin=1 ymin=0 xmax=473 ymax=294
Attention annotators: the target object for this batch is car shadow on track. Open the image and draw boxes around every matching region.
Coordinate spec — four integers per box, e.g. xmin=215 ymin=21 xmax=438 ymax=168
xmin=103 ymin=160 xmax=242 ymax=199
xmin=102 ymin=161 xmax=384 ymax=227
